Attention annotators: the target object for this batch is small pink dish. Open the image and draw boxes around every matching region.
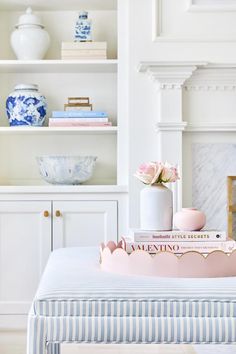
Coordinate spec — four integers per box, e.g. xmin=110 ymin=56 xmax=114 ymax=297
xmin=173 ymin=208 xmax=206 ymax=231
xmin=100 ymin=241 xmax=236 ymax=278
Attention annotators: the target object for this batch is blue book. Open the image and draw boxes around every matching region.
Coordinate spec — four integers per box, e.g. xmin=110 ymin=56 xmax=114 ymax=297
xmin=52 ymin=110 xmax=108 ymax=118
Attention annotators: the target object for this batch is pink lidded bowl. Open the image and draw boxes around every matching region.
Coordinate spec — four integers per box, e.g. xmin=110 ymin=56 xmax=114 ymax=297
xmin=173 ymin=208 xmax=206 ymax=231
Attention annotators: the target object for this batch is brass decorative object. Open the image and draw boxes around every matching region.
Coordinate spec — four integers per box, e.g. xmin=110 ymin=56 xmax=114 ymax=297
xmin=64 ymin=97 xmax=92 ymax=111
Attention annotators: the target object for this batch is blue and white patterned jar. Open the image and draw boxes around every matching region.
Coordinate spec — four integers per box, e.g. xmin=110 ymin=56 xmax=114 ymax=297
xmin=74 ymin=11 xmax=92 ymax=42
xmin=6 ymin=84 xmax=47 ymax=126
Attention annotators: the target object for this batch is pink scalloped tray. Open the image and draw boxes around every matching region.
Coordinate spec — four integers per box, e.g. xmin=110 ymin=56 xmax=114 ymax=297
xmin=100 ymin=241 xmax=236 ymax=278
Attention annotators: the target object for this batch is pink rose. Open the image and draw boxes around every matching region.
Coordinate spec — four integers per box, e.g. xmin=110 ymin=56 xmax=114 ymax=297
xmin=134 ymin=161 xmax=179 ymax=185
xmin=161 ymin=162 xmax=179 ymax=183
xmin=134 ymin=162 xmax=163 ymax=185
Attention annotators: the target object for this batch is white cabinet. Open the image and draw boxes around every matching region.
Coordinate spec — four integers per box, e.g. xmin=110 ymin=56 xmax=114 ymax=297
xmin=53 ymin=201 xmax=118 ymax=248
xmin=0 ymin=201 xmax=51 ymax=316
xmin=0 ymin=197 xmax=119 ymax=325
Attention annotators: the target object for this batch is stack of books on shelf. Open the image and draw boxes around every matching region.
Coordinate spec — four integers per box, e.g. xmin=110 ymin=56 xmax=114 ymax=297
xmin=122 ymin=229 xmax=236 ymax=256
xmin=49 ymin=111 xmax=112 ymax=127
xmin=49 ymin=97 xmax=112 ymax=127
xmin=61 ymin=42 xmax=107 ymax=60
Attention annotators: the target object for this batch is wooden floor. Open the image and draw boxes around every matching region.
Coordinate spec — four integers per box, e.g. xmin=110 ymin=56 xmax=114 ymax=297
xmin=1 ymin=331 xmax=236 ymax=354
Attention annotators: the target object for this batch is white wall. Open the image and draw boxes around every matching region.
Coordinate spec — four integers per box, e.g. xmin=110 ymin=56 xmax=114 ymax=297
xmin=128 ymin=0 xmax=236 ymax=227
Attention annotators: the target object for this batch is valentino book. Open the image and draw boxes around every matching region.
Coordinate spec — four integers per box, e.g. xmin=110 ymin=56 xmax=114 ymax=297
xmin=121 ymin=237 xmax=236 ymax=255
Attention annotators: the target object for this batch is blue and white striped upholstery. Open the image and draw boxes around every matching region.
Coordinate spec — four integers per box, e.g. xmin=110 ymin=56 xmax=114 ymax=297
xmin=27 ymin=247 xmax=236 ymax=354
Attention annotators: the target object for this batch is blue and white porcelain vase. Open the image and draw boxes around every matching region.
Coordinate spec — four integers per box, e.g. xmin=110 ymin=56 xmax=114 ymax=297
xmin=6 ymin=84 xmax=47 ymax=126
xmin=74 ymin=11 xmax=92 ymax=42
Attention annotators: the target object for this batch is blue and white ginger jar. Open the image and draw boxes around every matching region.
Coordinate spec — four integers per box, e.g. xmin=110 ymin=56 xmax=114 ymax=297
xmin=6 ymin=84 xmax=47 ymax=126
xmin=75 ymin=11 xmax=92 ymax=42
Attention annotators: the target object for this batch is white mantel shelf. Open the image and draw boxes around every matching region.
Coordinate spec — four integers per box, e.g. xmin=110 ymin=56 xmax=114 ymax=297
xmin=0 ymin=126 xmax=117 ymax=135
xmin=0 ymin=60 xmax=118 ymax=73
xmin=0 ymin=185 xmax=128 ymax=194
xmin=138 ymin=61 xmax=208 ymax=72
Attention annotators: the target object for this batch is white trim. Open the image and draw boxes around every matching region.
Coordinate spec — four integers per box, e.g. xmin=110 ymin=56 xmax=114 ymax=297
xmin=138 ymin=61 xmax=208 ymax=72
xmin=153 ymin=0 xmax=236 ymax=43
xmin=156 ymin=122 xmax=187 ymax=131
xmin=187 ymin=0 xmax=236 ymax=12
xmin=138 ymin=62 xmax=206 ymax=89
xmin=0 ymin=185 xmax=129 ymax=194
xmin=185 ymin=123 xmax=236 ymax=132
xmin=185 ymin=66 xmax=236 ymax=90
xmin=139 ymin=63 xmax=236 ymax=91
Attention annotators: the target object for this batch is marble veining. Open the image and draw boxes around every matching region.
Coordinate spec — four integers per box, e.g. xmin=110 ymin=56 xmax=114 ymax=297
xmin=192 ymin=143 xmax=236 ymax=235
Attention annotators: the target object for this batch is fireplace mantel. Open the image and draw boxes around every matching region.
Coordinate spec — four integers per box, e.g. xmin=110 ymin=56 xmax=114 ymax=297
xmin=138 ymin=61 xmax=236 ymax=212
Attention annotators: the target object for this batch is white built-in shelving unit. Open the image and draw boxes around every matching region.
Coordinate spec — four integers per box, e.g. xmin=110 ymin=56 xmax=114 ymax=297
xmin=0 ymin=0 xmax=128 ymax=189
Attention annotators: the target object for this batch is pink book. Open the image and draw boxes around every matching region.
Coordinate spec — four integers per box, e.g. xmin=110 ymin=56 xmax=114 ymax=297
xmin=49 ymin=122 xmax=112 ymax=127
xmin=121 ymin=237 xmax=236 ymax=255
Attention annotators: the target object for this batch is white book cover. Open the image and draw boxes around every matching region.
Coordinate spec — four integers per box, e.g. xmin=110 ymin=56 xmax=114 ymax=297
xmin=61 ymin=50 xmax=107 ymax=56
xmin=129 ymin=229 xmax=227 ymax=242
xmin=61 ymin=56 xmax=107 ymax=60
xmin=62 ymin=41 xmax=107 ymax=50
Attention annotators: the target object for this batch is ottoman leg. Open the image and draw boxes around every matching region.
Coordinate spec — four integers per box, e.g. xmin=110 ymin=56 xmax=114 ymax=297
xmin=47 ymin=343 xmax=61 ymax=354
xmin=27 ymin=314 xmax=47 ymax=354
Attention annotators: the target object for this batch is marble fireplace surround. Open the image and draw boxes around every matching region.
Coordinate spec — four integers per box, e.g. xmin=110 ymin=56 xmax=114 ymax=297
xmin=138 ymin=62 xmax=236 ymax=214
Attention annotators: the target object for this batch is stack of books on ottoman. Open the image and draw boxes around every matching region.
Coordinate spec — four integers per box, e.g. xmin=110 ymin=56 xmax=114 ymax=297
xmin=122 ymin=229 xmax=236 ymax=256
xmin=61 ymin=42 xmax=107 ymax=60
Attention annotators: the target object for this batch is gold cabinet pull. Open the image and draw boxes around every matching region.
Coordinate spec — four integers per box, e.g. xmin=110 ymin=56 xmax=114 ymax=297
xmin=44 ymin=210 xmax=49 ymax=218
xmin=55 ymin=210 xmax=61 ymax=217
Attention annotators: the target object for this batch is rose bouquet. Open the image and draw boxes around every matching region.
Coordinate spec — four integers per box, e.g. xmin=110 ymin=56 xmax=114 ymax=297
xmin=134 ymin=161 xmax=179 ymax=185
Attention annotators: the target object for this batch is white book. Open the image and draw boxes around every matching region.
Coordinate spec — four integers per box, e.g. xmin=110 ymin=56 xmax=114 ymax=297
xmin=61 ymin=55 xmax=107 ymax=60
xmin=61 ymin=50 xmax=107 ymax=56
xmin=62 ymin=41 xmax=107 ymax=50
xmin=128 ymin=229 xmax=227 ymax=242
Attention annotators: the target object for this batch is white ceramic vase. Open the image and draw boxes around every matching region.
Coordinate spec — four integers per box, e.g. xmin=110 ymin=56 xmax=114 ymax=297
xmin=140 ymin=183 xmax=173 ymax=231
xmin=11 ymin=7 xmax=50 ymax=60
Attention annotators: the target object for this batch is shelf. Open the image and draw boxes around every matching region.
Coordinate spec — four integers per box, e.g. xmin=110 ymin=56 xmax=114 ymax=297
xmin=0 ymin=185 xmax=128 ymax=194
xmin=0 ymin=0 xmax=117 ymax=11
xmin=0 ymin=126 xmax=118 ymax=135
xmin=0 ymin=60 xmax=118 ymax=73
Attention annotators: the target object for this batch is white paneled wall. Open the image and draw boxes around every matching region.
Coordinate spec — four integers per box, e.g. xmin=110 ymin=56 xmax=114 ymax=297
xmin=128 ymin=0 xmax=236 ymax=227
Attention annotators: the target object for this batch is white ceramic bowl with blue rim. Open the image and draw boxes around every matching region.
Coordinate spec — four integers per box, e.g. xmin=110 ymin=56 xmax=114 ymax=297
xmin=36 ymin=156 xmax=97 ymax=185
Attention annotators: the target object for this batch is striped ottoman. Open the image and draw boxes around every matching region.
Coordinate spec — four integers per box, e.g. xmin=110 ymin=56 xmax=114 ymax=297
xmin=27 ymin=247 xmax=236 ymax=354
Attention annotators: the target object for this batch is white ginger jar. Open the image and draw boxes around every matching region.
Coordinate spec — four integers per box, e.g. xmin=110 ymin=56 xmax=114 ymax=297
xmin=11 ymin=7 xmax=50 ymax=60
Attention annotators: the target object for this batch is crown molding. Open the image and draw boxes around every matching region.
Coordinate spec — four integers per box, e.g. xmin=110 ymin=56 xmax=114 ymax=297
xmin=138 ymin=62 xmax=236 ymax=91
xmin=185 ymin=66 xmax=236 ymax=90
xmin=156 ymin=122 xmax=188 ymax=132
xmin=156 ymin=122 xmax=236 ymax=132
xmin=138 ymin=62 xmax=207 ymax=90
xmin=185 ymin=122 xmax=236 ymax=132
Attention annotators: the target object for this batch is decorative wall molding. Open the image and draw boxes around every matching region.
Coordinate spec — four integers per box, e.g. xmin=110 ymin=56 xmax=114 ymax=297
xmin=185 ymin=122 xmax=236 ymax=132
xmin=185 ymin=66 xmax=236 ymax=91
xmin=153 ymin=0 xmax=236 ymax=42
xmin=188 ymin=0 xmax=236 ymax=12
xmin=156 ymin=122 xmax=188 ymax=131
xmin=138 ymin=62 xmax=207 ymax=89
xmin=157 ymin=121 xmax=236 ymax=133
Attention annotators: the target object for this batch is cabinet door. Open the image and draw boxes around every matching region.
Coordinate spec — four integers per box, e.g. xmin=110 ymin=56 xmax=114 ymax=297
xmin=53 ymin=201 xmax=117 ymax=249
xmin=0 ymin=201 xmax=51 ymax=315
